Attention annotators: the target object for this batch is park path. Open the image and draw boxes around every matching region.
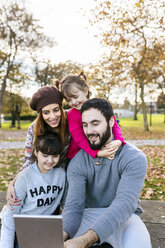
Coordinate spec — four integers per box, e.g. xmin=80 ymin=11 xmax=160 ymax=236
xmin=0 ymin=139 xmax=165 ymax=149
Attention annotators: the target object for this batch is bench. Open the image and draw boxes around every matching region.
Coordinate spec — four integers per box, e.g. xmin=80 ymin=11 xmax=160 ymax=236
xmin=0 ymin=191 xmax=164 ymax=248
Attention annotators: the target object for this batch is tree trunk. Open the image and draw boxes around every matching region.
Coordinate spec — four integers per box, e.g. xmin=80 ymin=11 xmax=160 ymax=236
xmin=17 ymin=115 xmax=21 ymax=129
xmin=16 ymin=104 xmax=21 ymax=129
xmin=140 ymin=81 xmax=149 ymax=131
xmin=10 ymin=111 xmax=16 ymax=128
xmin=0 ymin=79 xmax=7 ymax=127
xmin=134 ymin=82 xmax=138 ymax=120
xmin=149 ymin=102 xmax=152 ymax=126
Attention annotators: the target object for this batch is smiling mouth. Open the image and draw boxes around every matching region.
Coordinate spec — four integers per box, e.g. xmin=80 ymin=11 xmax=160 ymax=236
xmin=88 ymin=135 xmax=99 ymax=143
xmin=47 ymin=164 xmax=53 ymax=167
xmin=74 ymin=103 xmax=81 ymax=108
xmin=49 ymin=119 xmax=59 ymax=124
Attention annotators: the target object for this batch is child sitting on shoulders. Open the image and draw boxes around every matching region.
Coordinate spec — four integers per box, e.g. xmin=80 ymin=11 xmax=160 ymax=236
xmin=56 ymin=71 xmax=125 ymax=160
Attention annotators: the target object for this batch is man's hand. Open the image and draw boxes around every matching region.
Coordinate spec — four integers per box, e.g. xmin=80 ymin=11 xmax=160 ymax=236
xmin=64 ymin=229 xmax=99 ymax=248
xmin=63 ymin=231 xmax=69 ymax=242
xmin=64 ymin=237 xmax=85 ymax=248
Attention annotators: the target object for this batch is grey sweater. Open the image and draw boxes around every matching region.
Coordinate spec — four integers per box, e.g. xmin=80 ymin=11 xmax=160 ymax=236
xmin=0 ymin=162 xmax=67 ymax=248
xmin=62 ymin=143 xmax=147 ymax=243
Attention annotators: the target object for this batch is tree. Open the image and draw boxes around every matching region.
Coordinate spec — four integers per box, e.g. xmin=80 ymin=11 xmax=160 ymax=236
xmin=0 ymin=0 xmax=54 ymax=127
xmin=33 ymin=60 xmax=83 ymax=87
xmin=89 ymin=0 xmax=165 ymax=131
xmin=2 ymin=91 xmax=29 ymax=128
xmin=157 ymin=92 xmax=165 ymax=123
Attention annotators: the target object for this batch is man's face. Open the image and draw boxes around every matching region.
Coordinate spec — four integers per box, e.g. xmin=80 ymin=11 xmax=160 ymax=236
xmin=82 ymin=108 xmax=113 ymax=150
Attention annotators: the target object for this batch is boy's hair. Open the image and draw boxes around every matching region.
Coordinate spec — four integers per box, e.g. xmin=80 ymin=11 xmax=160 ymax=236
xmin=81 ymin=98 xmax=114 ymax=123
xmin=55 ymin=71 xmax=91 ymax=99
xmin=34 ymin=132 xmax=63 ymax=156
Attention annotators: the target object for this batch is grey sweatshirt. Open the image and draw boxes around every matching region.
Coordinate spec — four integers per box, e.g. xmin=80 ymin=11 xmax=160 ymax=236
xmin=62 ymin=143 xmax=147 ymax=244
xmin=0 ymin=162 xmax=67 ymax=248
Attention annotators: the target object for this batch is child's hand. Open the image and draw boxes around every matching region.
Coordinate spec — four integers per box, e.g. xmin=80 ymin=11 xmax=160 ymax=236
xmin=97 ymin=140 xmax=122 ymax=160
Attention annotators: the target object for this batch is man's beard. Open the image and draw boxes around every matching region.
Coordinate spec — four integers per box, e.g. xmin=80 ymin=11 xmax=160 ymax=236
xmin=86 ymin=123 xmax=111 ymax=150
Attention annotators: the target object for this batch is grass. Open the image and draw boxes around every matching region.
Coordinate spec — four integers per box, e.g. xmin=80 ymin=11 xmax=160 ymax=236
xmin=0 ymin=114 xmax=164 ymax=200
xmin=1 ymin=121 xmax=32 ymax=130
xmin=119 ymin=114 xmax=165 ymax=140
xmin=0 ymin=149 xmax=24 ymax=191
xmin=120 ymin=114 xmax=164 ymax=130
xmin=0 ymin=146 xmax=164 ymax=201
xmin=139 ymin=146 xmax=165 ymax=201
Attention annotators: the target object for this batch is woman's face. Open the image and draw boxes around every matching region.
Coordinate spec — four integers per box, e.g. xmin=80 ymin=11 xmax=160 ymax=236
xmin=41 ymin=103 xmax=61 ymax=128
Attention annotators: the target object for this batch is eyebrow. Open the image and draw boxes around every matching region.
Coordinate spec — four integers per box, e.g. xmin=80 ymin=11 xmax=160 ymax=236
xmin=82 ymin=119 xmax=100 ymax=124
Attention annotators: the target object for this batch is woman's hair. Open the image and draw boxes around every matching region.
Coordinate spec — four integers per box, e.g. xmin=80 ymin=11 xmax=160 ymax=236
xmin=55 ymin=71 xmax=91 ymax=99
xmin=33 ymin=104 xmax=67 ymax=144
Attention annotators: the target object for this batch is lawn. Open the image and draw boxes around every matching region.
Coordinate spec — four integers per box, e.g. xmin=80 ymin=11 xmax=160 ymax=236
xmin=0 ymin=114 xmax=164 ymax=141
xmin=0 ymin=114 xmax=164 ymax=200
xmin=1 ymin=121 xmax=32 ymax=131
xmin=120 ymin=114 xmax=165 ymax=140
xmin=0 ymin=146 xmax=164 ymax=201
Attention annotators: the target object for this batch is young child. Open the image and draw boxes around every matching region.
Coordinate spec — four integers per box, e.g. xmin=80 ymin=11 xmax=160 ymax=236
xmin=0 ymin=133 xmax=67 ymax=248
xmin=56 ymin=71 xmax=125 ymax=160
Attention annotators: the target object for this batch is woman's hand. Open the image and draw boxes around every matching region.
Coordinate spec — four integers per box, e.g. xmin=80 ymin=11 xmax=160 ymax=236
xmin=6 ymin=180 xmax=21 ymax=210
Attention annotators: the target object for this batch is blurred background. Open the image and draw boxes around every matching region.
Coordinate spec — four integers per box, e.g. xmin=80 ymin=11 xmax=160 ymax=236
xmin=0 ymin=0 xmax=164 ymax=205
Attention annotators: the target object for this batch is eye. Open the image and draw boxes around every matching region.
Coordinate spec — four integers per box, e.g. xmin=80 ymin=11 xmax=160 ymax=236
xmin=53 ymin=155 xmax=59 ymax=158
xmin=93 ymin=122 xmax=99 ymax=126
xmin=42 ymin=154 xmax=48 ymax=157
xmin=82 ymin=123 xmax=87 ymax=128
xmin=53 ymin=108 xmax=60 ymax=112
xmin=65 ymin=97 xmax=71 ymax=103
xmin=42 ymin=110 xmax=49 ymax=115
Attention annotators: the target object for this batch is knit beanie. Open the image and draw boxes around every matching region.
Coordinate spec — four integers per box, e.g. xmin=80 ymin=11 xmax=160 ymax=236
xmin=30 ymin=86 xmax=63 ymax=112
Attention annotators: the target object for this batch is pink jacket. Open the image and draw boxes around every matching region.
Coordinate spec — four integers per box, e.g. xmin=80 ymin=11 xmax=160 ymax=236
xmin=67 ymin=108 xmax=125 ymax=159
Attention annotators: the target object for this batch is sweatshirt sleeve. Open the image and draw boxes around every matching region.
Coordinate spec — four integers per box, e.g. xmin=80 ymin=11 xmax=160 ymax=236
xmin=22 ymin=123 xmax=34 ymax=169
xmin=0 ymin=206 xmax=16 ymax=248
xmin=0 ymin=173 xmax=27 ymax=248
xmin=67 ymin=110 xmax=99 ymax=158
xmin=62 ymin=154 xmax=86 ymax=238
xmin=112 ymin=116 xmax=125 ymax=144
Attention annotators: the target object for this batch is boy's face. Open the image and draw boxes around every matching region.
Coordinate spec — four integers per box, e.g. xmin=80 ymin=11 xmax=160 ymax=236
xmin=36 ymin=151 xmax=60 ymax=173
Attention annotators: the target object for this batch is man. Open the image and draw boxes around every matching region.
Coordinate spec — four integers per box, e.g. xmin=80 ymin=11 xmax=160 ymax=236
xmin=63 ymin=98 xmax=151 ymax=248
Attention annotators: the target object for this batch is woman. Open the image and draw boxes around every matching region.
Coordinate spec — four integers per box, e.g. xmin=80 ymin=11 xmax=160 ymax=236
xmin=6 ymin=85 xmax=70 ymax=207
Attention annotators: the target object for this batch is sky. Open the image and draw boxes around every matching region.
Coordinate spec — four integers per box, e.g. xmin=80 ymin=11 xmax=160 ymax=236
xmin=26 ymin=0 xmax=102 ymax=65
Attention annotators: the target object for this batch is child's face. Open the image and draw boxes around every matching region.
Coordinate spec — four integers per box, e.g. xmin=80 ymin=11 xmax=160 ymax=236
xmin=41 ymin=103 xmax=61 ymax=128
xmin=36 ymin=151 xmax=60 ymax=173
xmin=66 ymin=84 xmax=88 ymax=110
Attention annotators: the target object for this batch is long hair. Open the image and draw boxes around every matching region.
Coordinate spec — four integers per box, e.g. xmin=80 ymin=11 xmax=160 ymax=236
xmin=33 ymin=104 xmax=67 ymax=145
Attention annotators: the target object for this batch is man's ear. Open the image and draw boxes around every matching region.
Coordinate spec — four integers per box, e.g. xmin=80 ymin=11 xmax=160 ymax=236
xmin=109 ymin=116 xmax=114 ymax=128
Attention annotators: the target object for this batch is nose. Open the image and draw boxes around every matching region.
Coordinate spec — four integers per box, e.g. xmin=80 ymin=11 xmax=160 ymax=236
xmin=85 ymin=125 xmax=93 ymax=135
xmin=48 ymin=156 xmax=54 ymax=163
xmin=49 ymin=111 xmax=56 ymax=119
xmin=71 ymin=99 xmax=77 ymax=105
